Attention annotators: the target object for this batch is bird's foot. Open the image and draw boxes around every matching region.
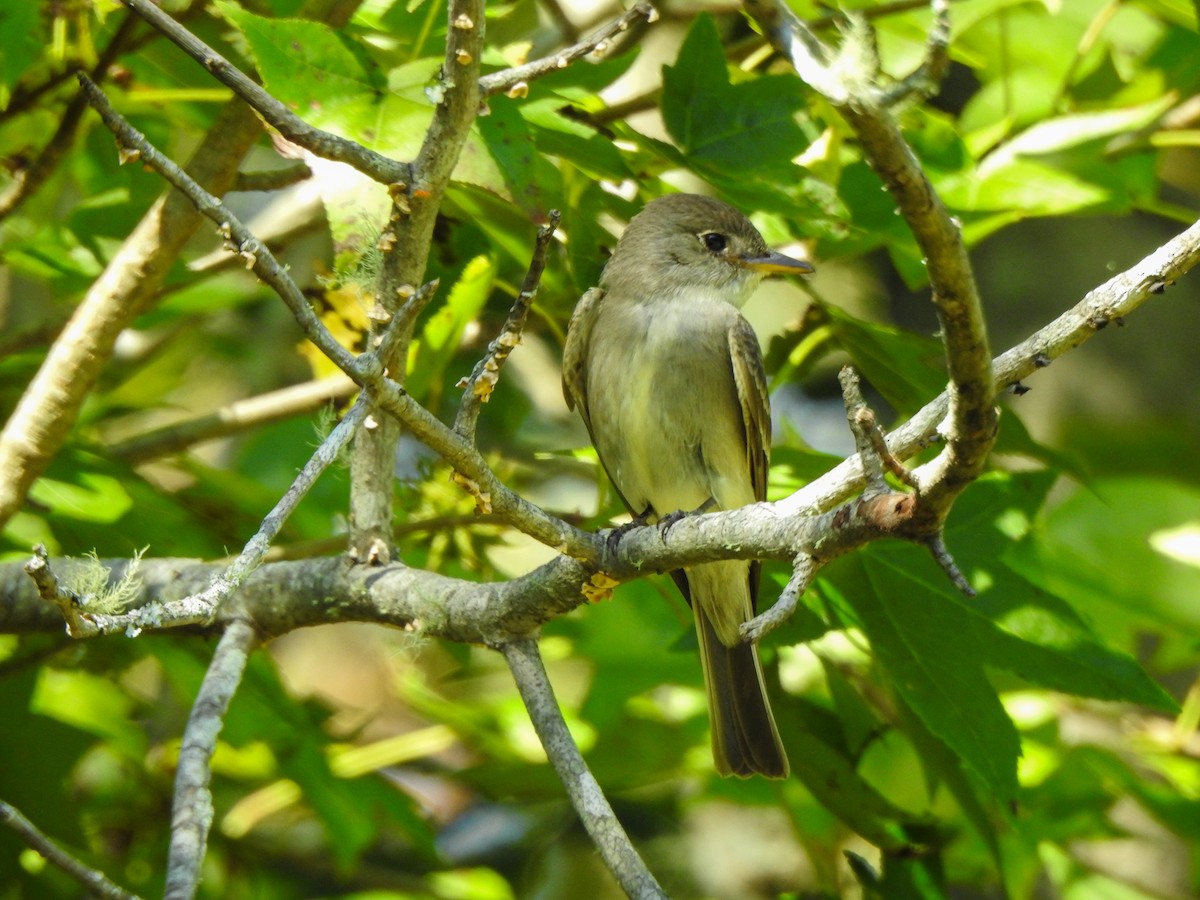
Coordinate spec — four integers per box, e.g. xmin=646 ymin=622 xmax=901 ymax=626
xmin=658 ymin=497 xmax=717 ymax=539
xmin=605 ymin=510 xmax=652 ymax=555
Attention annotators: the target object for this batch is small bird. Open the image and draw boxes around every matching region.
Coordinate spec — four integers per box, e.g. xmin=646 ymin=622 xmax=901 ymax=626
xmin=563 ymin=193 xmax=813 ymax=778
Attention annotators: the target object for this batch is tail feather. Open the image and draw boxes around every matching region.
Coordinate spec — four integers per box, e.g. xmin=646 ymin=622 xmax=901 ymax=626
xmin=696 ymin=604 xmax=788 ymax=779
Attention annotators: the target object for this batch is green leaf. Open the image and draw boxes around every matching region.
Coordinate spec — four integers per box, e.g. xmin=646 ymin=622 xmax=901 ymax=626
xmin=475 ymin=97 xmax=561 ymax=217
xmin=407 ymin=256 xmax=496 ymax=403
xmin=942 ymin=159 xmax=1114 ymax=215
xmin=521 ymin=99 xmax=632 ymax=181
xmin=0 ymin=2 xmax=44 ymax=96
xmin=1005 ymin=476 xmax=1200 ymax=641
xmin=825 ymin=553 xmax=1023 ymax=800
xmin=783 ymin=701 xmax=938 ymax=852
xmin=214 ymin=2 xmax=385 ymax=110
xmin=661 ymin=14 xmax=809 ymax=172
xmin=821 ymin=302 xmax=947 ymax=416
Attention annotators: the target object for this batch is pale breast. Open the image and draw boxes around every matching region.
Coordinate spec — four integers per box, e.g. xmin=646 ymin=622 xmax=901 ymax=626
xmin=585 ymin=292 xmax=755 ymax=519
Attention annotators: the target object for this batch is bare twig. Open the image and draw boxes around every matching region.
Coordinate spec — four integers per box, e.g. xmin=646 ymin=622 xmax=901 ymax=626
xmin=232 ymin=162 xmax=313 ymax=193
xmin=183 ymin=397 xmax=370 ymax=616
xmin=109 ymin=374 xmax=357 ymax=463
xmin=479 ymin=4 xmax=657 ymax=98
xmin=164 ymin=620 xmax=257 ymax=900
xmin=741 ymin=552 xmax=814 ymax=642
xmin=364 ymin=369 xmax=599 ymax=561
xmin=118 ymin=0 xmax=407 ymax=185
xmin=76 ymin=73 xmax=359 ymax=377
xmin=42 ymin=397 xmax=368 ymax=638
xmin=0 ymin=799 xmax=140 ymax=900
xmin=454 ymin=211 xmax=560 ymax=439
xmin=499 ymin=638 xmax=668 ymax=900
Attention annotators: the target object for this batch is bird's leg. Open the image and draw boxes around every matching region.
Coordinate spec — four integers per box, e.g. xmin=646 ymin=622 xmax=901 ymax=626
xmin=659 ymin=497 xmax=717 ymax=538
xmin=605 ymin=505 xmax=656 ymax=555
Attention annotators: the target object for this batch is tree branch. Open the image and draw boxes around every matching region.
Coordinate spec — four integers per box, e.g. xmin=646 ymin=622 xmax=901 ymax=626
xmin=744 ymin=0 xmax=995 ymax=527
xmin=499 ymin=639 xmax=668 ymax=899
xmin=164 ymin=620 xmax=257 ymax=900
xmin=0 ymin=799 xmax=140 ymax=900
xmin=347 ymin=0 xmax=486 ymax=563
xmin=0 ymin=99 xmax=262 ymax=532
xmin=777 ymin=213 xmax=1200 ymax=517
xmin=479 ymin=3 xmax=657 ymax=98
xmin=454 ymin=211 xmax=560 ymax=439
xmin=0 ymin=0 xmax=362 ymax=534
xmin=8 ymin=214 xmax=1200 ymax=643
xmin=118 ymin=0 xmax=407 ymax=185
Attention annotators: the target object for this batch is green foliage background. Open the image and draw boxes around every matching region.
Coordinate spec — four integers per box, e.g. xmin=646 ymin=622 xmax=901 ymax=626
xmin=2 ymin=0 xmax=1199 ymax=897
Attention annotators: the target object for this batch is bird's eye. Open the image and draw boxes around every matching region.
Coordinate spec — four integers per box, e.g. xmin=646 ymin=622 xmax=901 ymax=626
xmin=701 ymin=232 xmax=727 ymax=253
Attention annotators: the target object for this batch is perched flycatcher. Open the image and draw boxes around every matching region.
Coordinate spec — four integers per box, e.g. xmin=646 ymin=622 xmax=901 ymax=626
xmin=562 ymin=193 xmax=813 ymax=778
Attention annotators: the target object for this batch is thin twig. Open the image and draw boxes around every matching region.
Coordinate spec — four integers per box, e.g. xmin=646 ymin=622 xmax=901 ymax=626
xmin=741 ymin=552 xmax=813 ymax=642
xmin=164 ymin=619 xmax=257 ymax=900
xmin=0 ymin=799 xmax=140 ymax=900
xmin=454 ymin=211 xmax=560 ymax=438
xmin=232 ymin=162 xmax=313 ymax=193
xmin=499 ymin=638 xmax=668 ymax=900
xmin=778 ymin=215 xmax=1200 ymax=518
xmin=119 ymin=0 xmax=407 ymax=185
xmin=58 ymin=398 xmax=367 ymax=637
xmin=479 ymin=4 xmax=657 ymax=97
xmin=76 ymin=73 xmax=359 ymax=378
xmin=878 ymin=0 xmax=951 ymax=105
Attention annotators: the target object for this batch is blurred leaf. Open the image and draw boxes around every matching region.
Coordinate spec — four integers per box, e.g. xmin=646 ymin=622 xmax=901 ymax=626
xmin=821 ymin=302 xmax=947 ymax=416
xmin=1005 ymin=476 xmax=1200 ymax=642
xmin=0 ymin=3 xmax=44 ymax=96
xmin=407 ymin=255 xmax=496 ymax=403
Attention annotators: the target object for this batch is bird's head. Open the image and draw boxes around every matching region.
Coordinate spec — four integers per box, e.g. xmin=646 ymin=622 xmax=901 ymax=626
xmin=601 ymin=193 xmax=814 ymax=306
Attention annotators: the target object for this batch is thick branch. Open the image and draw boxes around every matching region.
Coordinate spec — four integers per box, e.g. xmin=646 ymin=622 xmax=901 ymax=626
xmin=0 ymin=99 xmax=261 ymax=532
xmin=347 ymin=0 xmax=486 ymax=562
xmin=500 ymin=639 xmax=667 ymax=900
xmin=744 ymin=0 xmax=995 ymax=519
xmin=164 ymin=620 xmax=257 ymax=900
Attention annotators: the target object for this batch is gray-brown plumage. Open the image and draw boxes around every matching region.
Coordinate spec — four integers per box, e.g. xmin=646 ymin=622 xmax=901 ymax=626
xmin=563 ymin=193 xmax=813 ymax=778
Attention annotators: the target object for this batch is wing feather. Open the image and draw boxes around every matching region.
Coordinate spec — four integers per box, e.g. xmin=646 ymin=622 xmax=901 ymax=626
xmin=727 ymin=317 xmax=770 ymax=505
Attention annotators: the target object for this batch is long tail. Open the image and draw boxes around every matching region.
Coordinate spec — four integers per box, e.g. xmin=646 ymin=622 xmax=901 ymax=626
xmin=695 ymin=602 xmax=788 ymax=778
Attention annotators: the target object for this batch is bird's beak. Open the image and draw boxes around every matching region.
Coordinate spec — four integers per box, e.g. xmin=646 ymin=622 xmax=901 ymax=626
xmin=739 ymin=250 xmax=815 ymax=276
